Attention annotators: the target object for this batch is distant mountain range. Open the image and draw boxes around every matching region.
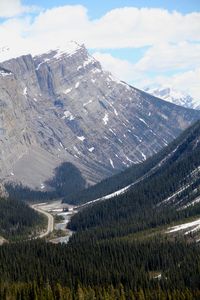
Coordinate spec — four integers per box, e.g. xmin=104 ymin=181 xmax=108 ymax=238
xmin=145 ymin=86 xmax=200 ymax=110
xmin=0 ymin=41 xmax=200 ymax=193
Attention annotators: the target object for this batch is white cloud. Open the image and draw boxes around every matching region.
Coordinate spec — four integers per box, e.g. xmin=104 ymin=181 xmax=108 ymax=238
xmin=153 ymin=68 xmax=200 ymax=101
xmin=0 ymin=5 xmax=200 ymax=55
xmin=94 ymin=51 xmax=200 ymax=101
xmin=0 ymin=4 xmax=199 ymax=100
xmin=135 ymin=42 xmax=200 ymax=72
xmin=0 ymin=5 xmax=90 ymax=60
xmin=0 ymin=0 xmax=37 ymax=18
xmin=89 ymin=8 xmax=200 ymax=48
xmin=28 ymin=5 xmax=90 ymax=51
xmin=93 ymin=52 xmax=140 ymax=83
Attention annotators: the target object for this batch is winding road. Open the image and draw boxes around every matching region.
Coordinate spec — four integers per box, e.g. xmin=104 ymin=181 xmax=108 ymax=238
xmin=31 ymin=203 xmax=54 ymax=238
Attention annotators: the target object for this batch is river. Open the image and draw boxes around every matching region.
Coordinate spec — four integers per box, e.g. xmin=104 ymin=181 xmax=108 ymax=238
xmin=33 ymin=200 xmax=78 ymax=244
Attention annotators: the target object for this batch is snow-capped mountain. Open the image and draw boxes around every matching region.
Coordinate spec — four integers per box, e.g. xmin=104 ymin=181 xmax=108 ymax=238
xmin=145 ymin=86 xmax=199 ymax=109
xmin=0 ymin=42 xmax=200 ymax=192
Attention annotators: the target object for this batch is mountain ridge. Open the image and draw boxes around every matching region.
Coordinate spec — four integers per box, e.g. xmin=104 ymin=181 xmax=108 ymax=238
xmin=0 ymin=42 xmax=200 ymax=193
xmin=145 ymin=86 xmax=200 ymax=110
xmin=63 ymin=120 xmax=200 ymax=204
xmin=68 ymin=120 xmax=200 ymax=239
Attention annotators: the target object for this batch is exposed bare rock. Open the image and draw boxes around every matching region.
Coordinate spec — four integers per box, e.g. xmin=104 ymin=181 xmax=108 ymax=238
xmin=0 ymin=42 xmax=200 ymax=190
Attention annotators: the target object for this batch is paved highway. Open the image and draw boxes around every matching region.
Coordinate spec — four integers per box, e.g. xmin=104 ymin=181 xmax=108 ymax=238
xmin=31 ymin=204 xmax=54 ymax=238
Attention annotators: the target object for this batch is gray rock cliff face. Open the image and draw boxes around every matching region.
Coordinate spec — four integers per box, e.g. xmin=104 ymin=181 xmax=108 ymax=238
xmin=0 ymin=42 xmax=200 ymax=190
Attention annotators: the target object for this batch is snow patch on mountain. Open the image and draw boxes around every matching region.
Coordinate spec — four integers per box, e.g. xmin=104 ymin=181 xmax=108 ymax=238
xmin=64 ymin=88 xmax=72 ymax=94
xmin=88 ymin=147 xmax=94 ymax=153
xmin=62 ymin=111 xmax=75 ymax=121
xmin=0 ymin=69 xmax=12 ymax=77
xmin=145 ymin=86 xmax=199 ymax=109
xmin=23 ymin=87 xmax=28 ymax=96
xmin=0 ymin=41 xmax=199 ymax=190
xmin=77 ymin=136 xmax=85 ymax=142
xmin=103 ymin=113 xmax=109 ymax=125
xmin=75 ymin=82 xmax=80 ymax=88
xmin=83 ymin=56 xmax=95 ymax=67
xmin=50 ymin=41 xmax=82 ymax=60
xmin=83 ymin=100 xmax=93 ymax=107
xmin=109 ymin=158 xmax=114 ymax=168
xmin=36 ymin=58 xmax=51 ymax=70
xmin=167 ymin=218 xmax=200 ymax=235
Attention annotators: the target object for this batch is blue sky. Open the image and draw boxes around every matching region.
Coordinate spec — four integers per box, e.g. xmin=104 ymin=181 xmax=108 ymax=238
xmin=0 ymin=0 xmax=199 ymax=99
xmin=22 ymin=0 xmax=200 ymax=16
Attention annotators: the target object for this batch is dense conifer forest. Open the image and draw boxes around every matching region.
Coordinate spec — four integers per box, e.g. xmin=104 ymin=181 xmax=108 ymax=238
xmin=0 ymin=236 xmax=200 ymax=299
xmin=0 ymin=198 xmax=46 ymax=240
xmin=0 ymin=121 xmax=200 ymax=299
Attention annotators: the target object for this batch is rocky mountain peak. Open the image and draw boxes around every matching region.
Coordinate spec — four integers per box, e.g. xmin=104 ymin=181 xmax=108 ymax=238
xmin=0 ymin=43 xmax=199 ymax=192
xmin=145 ymin=86 xmax=197 ymax=109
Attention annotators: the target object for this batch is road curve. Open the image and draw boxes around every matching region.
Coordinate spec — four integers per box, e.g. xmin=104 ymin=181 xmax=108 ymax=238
xmin=31 ymin=204 xmax=54 ymax=238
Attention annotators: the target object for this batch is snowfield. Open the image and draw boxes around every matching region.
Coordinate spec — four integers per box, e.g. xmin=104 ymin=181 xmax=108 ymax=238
xmin=166 ymin=218 xmax=200 ymax=235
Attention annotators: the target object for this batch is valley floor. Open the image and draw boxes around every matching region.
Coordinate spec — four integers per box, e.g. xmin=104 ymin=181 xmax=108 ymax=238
xmin=32 ymin=201 xmax=77 ymax=243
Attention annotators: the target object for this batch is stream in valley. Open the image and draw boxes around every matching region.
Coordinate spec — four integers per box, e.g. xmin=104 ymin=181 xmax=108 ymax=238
xmin=34 ymin=201 xmax=78 ymax=244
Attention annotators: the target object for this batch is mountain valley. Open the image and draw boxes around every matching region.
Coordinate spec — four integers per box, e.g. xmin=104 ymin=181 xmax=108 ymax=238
xmin=1 ymin=0 xmax=200 ymax=298
xmin=1 ymin=120 xmax=200 ymax=299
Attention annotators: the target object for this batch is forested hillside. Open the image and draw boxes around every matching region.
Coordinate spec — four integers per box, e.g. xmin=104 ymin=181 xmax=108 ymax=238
xmin=1 ymin=121 xmax=200 ymax=299
xmin=1 ymin=237 xmax=200 ymax=299
xmin=0 ymin=198 xmax=46 ymax=240
xmin=63 ymin=120 xmax=200 ymax=204
xmin=68 ymin=120 xmax=200 ymax=238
